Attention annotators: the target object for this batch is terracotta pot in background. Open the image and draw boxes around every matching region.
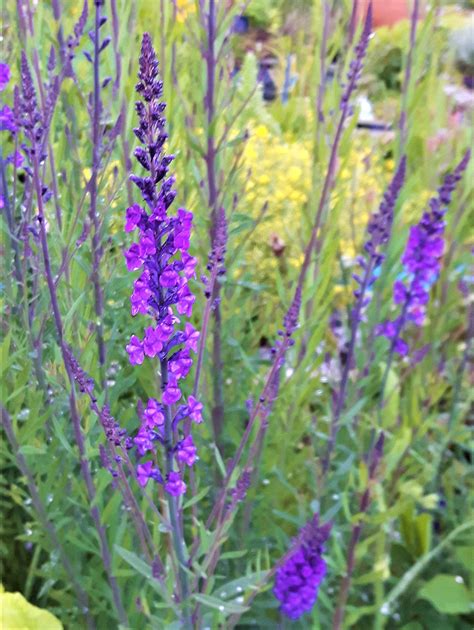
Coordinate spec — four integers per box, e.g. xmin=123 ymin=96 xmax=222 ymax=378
xmin=357 ymin=0 xmax=422 ymax=28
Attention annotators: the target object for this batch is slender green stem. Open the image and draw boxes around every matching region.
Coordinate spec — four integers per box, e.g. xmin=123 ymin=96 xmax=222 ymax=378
xmin=161 ymin=358 xmax=192 ymax=628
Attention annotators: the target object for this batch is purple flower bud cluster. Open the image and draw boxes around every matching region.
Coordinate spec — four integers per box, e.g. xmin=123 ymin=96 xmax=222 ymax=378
xmin=341 ymin=6 xmax=372 ymax=109
xmin=65 ymin=345 xmax=133 ymax=459
xmin=124 ymin=34 xmax=202 ymax=496
xmin=274 ymin=515 xmax=332 ymax=620
xmin=203 ymin=206 xmax=227 ymax=299
xmin=353 ymin=157 xmax=406 ymax=310
xmin=377 ymin=151 xmax=470 ymax=356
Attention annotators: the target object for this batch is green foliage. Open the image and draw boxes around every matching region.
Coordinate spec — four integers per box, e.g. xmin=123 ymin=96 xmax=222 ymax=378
xmin=1 ymin=0 xmax=473 ymax=628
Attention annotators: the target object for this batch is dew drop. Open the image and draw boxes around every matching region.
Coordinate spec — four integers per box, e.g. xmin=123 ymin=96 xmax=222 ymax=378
xmin=380 ymin=603 xmax=390 ymax=616
xmin=236 ymin=596 xmax=244 ymax=604
xmin=218 ymin=605 xmax=224 ymax=612
xmin=18 ymin=408 xmax=30 ymax=421
xmin=455 ymin=576 xmax=464 ymax=584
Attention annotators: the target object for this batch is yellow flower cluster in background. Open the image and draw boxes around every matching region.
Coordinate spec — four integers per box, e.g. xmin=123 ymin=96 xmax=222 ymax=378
xmin=241 ymin=123 xmax=311 ymax=277
xmin=241 ymin=123 xmax=395 ymax=279
xmin=175 ymin=0 xmax=196 ymax=23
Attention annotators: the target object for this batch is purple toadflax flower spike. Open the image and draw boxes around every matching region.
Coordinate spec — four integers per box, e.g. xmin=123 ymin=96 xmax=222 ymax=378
xmin=273 ymin=514 xmax=332 ymax=620
xmin=353 ymin=156 xmax=407 ymax=312
xmin=124 ymin=33 xmax=201 ymax=496
xmin=376 ymin=150 xmax=470 ymax=356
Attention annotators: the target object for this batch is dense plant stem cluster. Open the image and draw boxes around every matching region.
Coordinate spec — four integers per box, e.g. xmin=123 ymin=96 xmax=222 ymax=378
xmin=323 ymin=157 xmax=407 ymax=474
xmin=17 ymin=52 xmax=128 ymax=626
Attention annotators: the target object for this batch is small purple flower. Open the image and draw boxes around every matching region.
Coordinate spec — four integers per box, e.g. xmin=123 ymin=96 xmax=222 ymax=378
xmin=143 ymin=326 xmax=163 ymax=357
xmin=176 ymin=283 xmax=195 ymax=317
xmin=181 ymin=252 xmax=197 ymax=278
xmin=156 ymin=313 xmax=178 ymax=341
xmin=6 ymin=150 xmax=24 ymax=168
xmin=187 ymin=396 xmax=203 ymax=423
xmin=139 ymin=229 xmax=156 ymax=256
xmin=131 ymin=273 xmax=152 ymax=316
xmin=164 ymin=471 xmax=186 ymax=496
xmin=143 ymin=398 xmax=165 ymax=427
xmin=0 ymin=63 xmax=10 ymax=91
xmin=126 ymin=335 xmax=144 ymax=365
xmin=0 ymin=105 xmax=16 ymax=132
xmin=184 ymin=323 xmax=199 ymax=352
xmin=163 ymin=375 xmax=181 ymax=405
xmin=137 ymin=461 xmax=161 ymax=487
xmin=124 ymin=243 xmax=143 ymax=271
xmin=159 ymin=266 xmax=179 ymax=288
xmin=170 ymin=348 xmax=193 ymax=380
xmin=134 ymin=427 xmax=155 ymax=456
xmin=125 ymin=203 xmax=144 ymax=232
xmin=273 ymin=515 xmax=331 ymax=621
xmin=175 ymin=435 xmax=197 ymax=466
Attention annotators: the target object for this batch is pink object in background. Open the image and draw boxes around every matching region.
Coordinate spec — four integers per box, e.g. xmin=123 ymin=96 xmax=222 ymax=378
xmin=357 ymin=0 xmax=423 ymax=28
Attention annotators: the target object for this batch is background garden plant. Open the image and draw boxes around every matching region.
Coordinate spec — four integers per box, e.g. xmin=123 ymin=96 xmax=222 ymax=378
xmin=1 ymin=1 xmax=473 ymax=629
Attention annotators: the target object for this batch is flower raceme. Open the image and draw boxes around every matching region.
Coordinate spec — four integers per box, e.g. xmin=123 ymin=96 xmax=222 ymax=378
xmin=124 ymin=33 xmax=202 ymax=496
xmin=377 ymin=150 xmax=470 ymax=356
xmin=273 ymin=515 xmax=332 ymax=620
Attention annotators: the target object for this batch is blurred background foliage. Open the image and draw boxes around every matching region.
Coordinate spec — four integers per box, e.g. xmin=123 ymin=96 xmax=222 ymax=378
xmin=1 ymin=0 xmax=473 ymax=627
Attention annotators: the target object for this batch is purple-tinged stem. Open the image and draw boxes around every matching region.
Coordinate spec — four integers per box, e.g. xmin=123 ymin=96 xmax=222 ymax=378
xmin=315 ymin=1 xmax=330 ymax=148
xmin=298 ymin=0 xmax=331 ymax=362
xmin=89 ymin=0 xmax=107 ymax=387
xmin=332 ymin=433 xmax=384 ymax=630
xmin=192 ymin=270 xmax=216 ymax=398
xmin=109 ymin=0 xmax=121 ymax=96
xmin=1 ymin=406 xmax=95 ymax=629
xmin=161 ymin=358 xmax=192 ymax=627
xmin=398 ymin=0 xmax=420 ymax=155
xmin=347 ymin=0 xmax=359 ymax=48
xmin=202 ymin=0 xmax=225 ymax=452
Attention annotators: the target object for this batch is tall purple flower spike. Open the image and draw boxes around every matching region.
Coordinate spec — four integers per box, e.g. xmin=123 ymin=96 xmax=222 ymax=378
xmin=377 ymin=150 xmax=470 ymax=355
xmin=124 ymin=33 xmax=202 ymax=495
xmin=273 ymin=515 xmax=332 ymax=620
xmin=353 ymin=157 xmax=407 ymax=311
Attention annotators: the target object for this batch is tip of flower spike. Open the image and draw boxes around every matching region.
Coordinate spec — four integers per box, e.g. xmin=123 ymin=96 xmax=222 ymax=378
xmin=369 ymin=432 xmax=385 ymax=476
xmin=364 ymin=3 xmax=373 ymax=35
xmin=456 ymin=149 xmax=471 ymax=175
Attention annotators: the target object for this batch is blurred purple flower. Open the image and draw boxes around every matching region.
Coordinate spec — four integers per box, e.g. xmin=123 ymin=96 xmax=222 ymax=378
xmin=6 ymin=150 xmax=24 ymax=167
xmin=274 ymin=515 xmax=332 ymax=620
xmin=0 ymin=105 xmax=16 ymax=132
xmin=137 ymin=461 xmax=162 ymax=487
xmin=0 ymin=62 xmax=10 ymax=91
xmin=377 ymin=150 xmax=470 ymax=355
xmin=164 ymin=471 xmax=186 ymax=496
xmin=175 ymin=435 xmax=197 ymax=466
